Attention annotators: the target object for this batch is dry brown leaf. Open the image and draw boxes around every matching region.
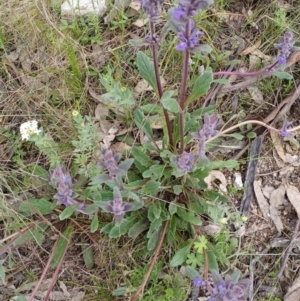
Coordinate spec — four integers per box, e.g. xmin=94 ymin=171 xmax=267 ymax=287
xmin=270 ymin=131 xmax=286 ymax=162
xmin=129 ymin=0 xmax=141 ymax=10
xmin=199 ymin=223 xmax=222 ymax=235
xmin=262 ymin=185 xmax=275 ymax=199
xmin=240 ymin=39 xmax=261 ymax=56
xmin=89 ymin=89 xmax=124 ymax=114
xmin=272 ymin=148 xmax=286 ymax=168
xmin=134 ymin=79 xmax=152 ymax=94
xmin=204 ymin=170 xmax=227 ymax=193
xmin=249 ymin=54 xmax=261 ymax=71
xmin=132 ymin=18 xmax=148 ymax=27
xmin=253 ymin=180 xmax=270 ymax=219
xmin=247 ymin=86 xmax=263 ymax=104
xmin=252 ymin=49 xmax=272 ymax=61
xmin=94 ymin=103 xmax=109 ymax=120
xmin=286 ymin=153 xmax=300 ymax=166
xmin=110 ymin=142 xmax=131 ymax=152
xmin=285 ymin=184 xmax=300 ymax=218
xmin=269 ymin=184 xmax=286 ymax=232
xmin=148 ymin=114 xmax=164 ymax=129
xmin=284 ymin=274 xmax=300 ymax=301
xmin=245 ymin=223 xmax=270 ymax=235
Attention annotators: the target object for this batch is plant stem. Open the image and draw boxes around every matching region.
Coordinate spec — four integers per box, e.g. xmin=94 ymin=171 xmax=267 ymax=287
xmin=149 ymin=21 xmax=174 ymax=148
xmin=179 ymin=21 xmax=191 ymax=154
xmin=206 ymin=119 xmax=300 ymax=144
xmin=213 ymin=60 xmax=279 ymax=77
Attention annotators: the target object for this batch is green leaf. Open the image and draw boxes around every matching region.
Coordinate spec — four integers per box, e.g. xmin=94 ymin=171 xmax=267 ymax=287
xmin=212 ymin=78 xmax=229 ymax=84
xmin=134 ymin=108 xmax=154 ymax=140
xmin=0 ymin=264 xmax=6 ymax=285
xmin=168 ymin=202 xmax=177 ymax=215
xmin=170 ymin=245 xmax=191 ymax=267
xmin=59 ymin=205 xmax=77 ymax=220
xmin=112 ymin=287 xmax=127 ymax=296
xmin=189 ymin=44 xmax=212 ymax=54
xmin=151 ymin=202 xmax=161 ymax=219
xmin=109 ymin=215 xmax=139 ymax=238
xmin=81 ymin=244 xmax=94 ymax=268
xmin=273 ymin=71 xmax=293 ymax=80
xmin=140 ymin=104 xmax=163 ymax=115
xmin=167 ymin=216 xmax=177 ymax=244
xmin=142 ymin=164 xmax=165 ymax=180
xmin=186 ymin=71 xmax=213 ymax=105
xmin=185 ymin=265 xmax=201 ymax=280
xmin=225 ymin=133 xmax=244 ymax=140
xmin=131 ymin=146 xmax=153 ymax=167
xmin=161 ymin=90 xmax=179 ymax=113
xmin=90 ymin=213 xmax=99 ymax=233
xmin=209 ymin=159 xmax=239 ymax=170
xmin=225 ymin=59 xmax=241 ymax=66
xmin=136 ymin=51 xmax=157 ymax=92
xmin=194 ymin=236 xmax=208 ymax=254
xmin=15 ymin=226 xmax=46 ymax=246
xmin=15 ymin=297 xmax=27 ymax=301
xmin=173 ymin=185 xmax=182 ymax=195
xmin=129 ymin=39 xmax=148 ymax=46
xmin=230 ymin=270 xmax=241 ymax=282
xmin=100 ymin=222 xmax=114 ymax=233
xmin=177 ymin=207 xmax=202 ymax=225
xmin=246 ymin=132 xmax=257 ymax=139
xmin=142 ymin=180 xmax=160 ymax=196
xmin=51 ymin=222 xmax=72 ymax=268
xmin=147 ymin=228 xmax=161 ymax=251
xmin=207 ymin=249 xmax=219 ymax=272
xmin=19 ymin=198 xmax=55 ymax=216
xmin=118 ymin=158 xmax=134 ymax=172
xmin=203 ymin=191 xmax=228 ymax=202
xmin=128 ymin=219 xmax=149 ymax=237
xmin=148 ymin=218 xmax=163 ymax=237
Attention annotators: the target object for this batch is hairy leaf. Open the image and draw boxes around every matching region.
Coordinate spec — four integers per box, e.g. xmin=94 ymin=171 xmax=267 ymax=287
xmin=136 ymin=51 xmax=157 ymax=92
xmin=186 ymin=71 xmax=213 ymax=105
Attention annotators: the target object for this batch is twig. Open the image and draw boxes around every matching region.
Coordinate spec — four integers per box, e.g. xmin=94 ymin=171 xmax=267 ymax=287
xmin=43 ymin=231 xmax=72 ymax=301
xmin=130 ymin=220 xmax=169 ymax=301
xmin=277 ymin=218 xmax=300 ymax=280
xmin=29 ymin=238 xmax=59 ymax=301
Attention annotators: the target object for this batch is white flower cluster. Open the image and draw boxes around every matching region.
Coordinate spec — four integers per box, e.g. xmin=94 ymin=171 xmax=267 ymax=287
xmin=20 ymin=120 xmax=41 ymax=141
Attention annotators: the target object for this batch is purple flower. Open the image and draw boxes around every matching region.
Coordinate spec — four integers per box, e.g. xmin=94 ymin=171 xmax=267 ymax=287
xmin=172 ymin=0 xmax=214 ymax=22
xmin=176 ymin=22 xmax=204 ymax=51
xmin=193 ymin=277 xmax=203 ymax=287
xmin=208 ymin=270 xmax=249 ymax=301
xmin=192 ymin=113 xmax=219 ymax=159
xmin=280 ymin=120 xmax=293 ymax=137
xmin=101 ymin=150 xmax=121 ymax=177
xmin=141 ymin=0 xmax=165 ymax=21
xmin=50 ymin=166 xmax=85 ymax=212
xmin=275 ymin=31 xmax=295 ymax=65
xmin=100 ymin=187 xmax=135 ymax=225
xmin=98 ymin=149 xmax=133 ymax=179
xmin=176 ymin=151 xmax=194 ymax=172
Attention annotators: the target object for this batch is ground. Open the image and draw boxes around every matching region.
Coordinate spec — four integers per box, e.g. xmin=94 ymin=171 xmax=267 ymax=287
xmin=1 ymin=0 xmax=300 ymax=300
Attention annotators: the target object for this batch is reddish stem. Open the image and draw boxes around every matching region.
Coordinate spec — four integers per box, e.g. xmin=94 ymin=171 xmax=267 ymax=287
xmin=213 ymin=60 xmax=279 ymax=77
xmin=179 ymin=21 xmax=191 ymax=154
xmin=149 ymin=21 xmax=174 ymax=148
